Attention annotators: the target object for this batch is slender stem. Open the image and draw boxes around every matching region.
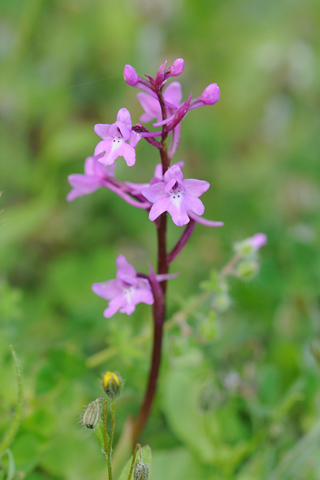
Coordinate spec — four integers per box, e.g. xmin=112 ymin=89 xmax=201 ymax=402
xmin=127 ymin=443 xmax=140 ymax=480
xmin=133 ymin=89 xmax=169 ymax=444
xmin=133 ymin=266 xmax=164 ymax=442
xmin=167 ymin=220 xmax=196 ymax=264
xmin=109 ymin=401 xmax=116 ymax=465
xmin=102 ymin=399 xmax=113 ymax=480
xmin=102 ymin=400 xmax=108 ymax=455
xmin=0 ymin=346 xmax=24 ymax=456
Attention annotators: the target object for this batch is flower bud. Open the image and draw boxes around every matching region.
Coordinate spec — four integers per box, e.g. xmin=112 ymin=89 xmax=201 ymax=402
xmin=169 ymin=58 xmax=185 ymax=77
xmin=248 ymin=233 xmax=267 ymax=251
xmin=234 ymin=233 xmax=267 ymax=257
xmin=198 ymin=310 xmax=219 ymax=341
xmin=212 ymin=292 xmax=231 ymax=312
xmin=236 ymin=261 xmax=259 ymax=280
xmin=134 ymin=462 xmax=149 ymax=480
xmin=124 ymin=64 xmax=139 ymax=86
xmin=102 ymin=371 xmax=121 ymax=399
xmin=200 ymin=83 xmax=220 ymax=105
xmin=82 ymin=399 xmax=101 ymax=429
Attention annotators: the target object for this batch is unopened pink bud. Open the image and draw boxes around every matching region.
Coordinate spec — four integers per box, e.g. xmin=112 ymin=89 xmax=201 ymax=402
xmin=124 ymin=64 xmax=139 ymax=86
xmin=170 ymin=58 xmax=185 ymax=77
xmin=201 ymin=83 xmax=220 ymax=105
xmin=249 ymin=233 xmax=267 ymax=250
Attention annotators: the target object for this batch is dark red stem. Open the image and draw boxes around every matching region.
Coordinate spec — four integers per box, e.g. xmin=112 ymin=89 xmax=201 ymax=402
xmin=133 ymin=89 xmax=169 ymax=444
xmin=167 ymin=220 xmax=196 ymax=264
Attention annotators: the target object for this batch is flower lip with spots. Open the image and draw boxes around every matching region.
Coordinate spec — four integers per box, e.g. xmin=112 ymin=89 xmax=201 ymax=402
xmin=94 ymin=108 xmax=141 ymax=167
xmin=141 ymin=164 xmax=210 ymax=227
xmin=92 ymin=255 xmax=154 ymax=318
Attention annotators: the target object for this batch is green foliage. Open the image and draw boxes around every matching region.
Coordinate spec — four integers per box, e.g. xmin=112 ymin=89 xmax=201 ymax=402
xmin=0 ymin=347 xmax=24 ymax=456
xmin=1 ymin=0 xmax=320 ymax=478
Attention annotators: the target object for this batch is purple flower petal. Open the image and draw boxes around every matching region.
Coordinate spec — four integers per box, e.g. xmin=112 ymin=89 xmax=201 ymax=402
xmin=137 ymin=92 xmax=161 ymax=123
xmin=92 ymin=255 xmax=154 ymax=318
xmin=129 ymin=131 xmax=141 ymax=148
xmin=164 ymin=164 xmax=184 ymax=182
xmin=120 ymin=142 xmax=136 ymax=167
xmin=132 ymin=280 xmax=154 ymax=305
xmin=142 ymin=182 xmax=166 ymax=203
xmin=67 ymin=174 xmax=101 ymax=194
xmin=66 ymin=189 xmax=83 ymax=202
xmin=149 ymin=196 xmax=171 ymax=221
xmin=116 ymin=254 xmax=136 ymax=278
xmin=163 ymin=82 xmax=182 ymax=107
xmin=94 ymin=139 xmax=113 ymax=165
xmin=116 ymin=121 xmax=131 ymax=141
xmin=103 ymin=294 xmax=124 ymax=318
xmin=188 ymin=212 xmax=224 ymax=227
xmin=183 ymin=194 xmax=205 ymax=216
xmin=116 ymin=108 xmax=132 ymax=130
xmin=183 ymin=179 xmax=210 ymax=196
xmin=167 ymin=198 xmax=190 ymax=226
xmin=84 ymin=156 xmax=96 ymax=176
xmin=94 ymin=123 xmax=111 ymax=139
xmin=92 ymin=279 xmax=120 ymax=300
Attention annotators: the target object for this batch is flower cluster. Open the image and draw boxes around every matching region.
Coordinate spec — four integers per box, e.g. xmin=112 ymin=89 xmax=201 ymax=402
xmin=67 ymin=58 xmax=225 ymax=318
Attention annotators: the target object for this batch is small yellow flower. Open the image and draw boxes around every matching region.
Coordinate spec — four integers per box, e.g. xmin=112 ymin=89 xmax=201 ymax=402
xmin=102 ymin=371 xmax=121 ymax=399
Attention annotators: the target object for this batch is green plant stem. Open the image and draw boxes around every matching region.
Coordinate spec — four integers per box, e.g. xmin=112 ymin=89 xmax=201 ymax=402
xmin=0 ymin=346 xmax=24 ymax=455
xmin=102 ymin=400 xmax=108 ymax=455
xmin=99 ymin=397 xmax=112 ymax=480
xmin=127 ymin=443 xmax=139 ymax=480
xmin=106 ymin=400 xmax=116 ymax=480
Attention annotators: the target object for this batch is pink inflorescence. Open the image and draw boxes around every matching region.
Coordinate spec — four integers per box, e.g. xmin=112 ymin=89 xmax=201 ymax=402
xmin=67 ymin=58 xmax=225 ymax=318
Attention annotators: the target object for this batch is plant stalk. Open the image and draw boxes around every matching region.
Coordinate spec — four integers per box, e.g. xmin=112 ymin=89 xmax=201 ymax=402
xmin=133 ymin=89 xmax=169 ymax=444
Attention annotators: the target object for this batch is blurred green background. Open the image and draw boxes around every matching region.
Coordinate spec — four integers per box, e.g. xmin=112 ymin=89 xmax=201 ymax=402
xmin=1 ymin=0 xmax=320 ymax=479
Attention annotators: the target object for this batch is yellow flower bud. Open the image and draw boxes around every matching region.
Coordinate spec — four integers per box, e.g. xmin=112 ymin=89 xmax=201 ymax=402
xmin=102 ymin=371 xmax=121 ymax=399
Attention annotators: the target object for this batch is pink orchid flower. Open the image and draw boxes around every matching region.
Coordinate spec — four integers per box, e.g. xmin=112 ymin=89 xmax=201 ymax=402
xmin=94 ymin=108 xmax=141 ymax=167
xmin=92 ymin=255 xmax=154 ymax=318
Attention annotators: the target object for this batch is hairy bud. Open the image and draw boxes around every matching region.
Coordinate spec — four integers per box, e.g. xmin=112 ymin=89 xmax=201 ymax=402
xmin=82 ymin=399 xmax=101 ymax=429
xmin=236 ymin=261 xmax=259 ymax=280
xmin=102 ymin=371 xmax=121 ymax=399
xmin=134 ymin=462 xmax=149 ymax=480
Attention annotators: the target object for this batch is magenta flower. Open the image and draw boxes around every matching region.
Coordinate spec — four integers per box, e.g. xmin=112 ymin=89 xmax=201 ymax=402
xmin=141 ymin=164 xmax=210 ymax=227
xmin=137 ymin=82 xmax=182 ymax=124
xmin=92 ymin=255 xmax=154 ymax=318
xmin=66 ymin=154 xmax=115 ymax=201
xmin=94 ymin=108 xmax=141 ymax=167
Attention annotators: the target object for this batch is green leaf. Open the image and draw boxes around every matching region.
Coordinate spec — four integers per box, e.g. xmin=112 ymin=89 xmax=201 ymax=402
xmin=0 ymin=346 xmax=24 ymax=455
xmin=94 ymin=420 xmax=109 ymax=456
xmin=0 ymin=449 xmax=15 ymax=480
